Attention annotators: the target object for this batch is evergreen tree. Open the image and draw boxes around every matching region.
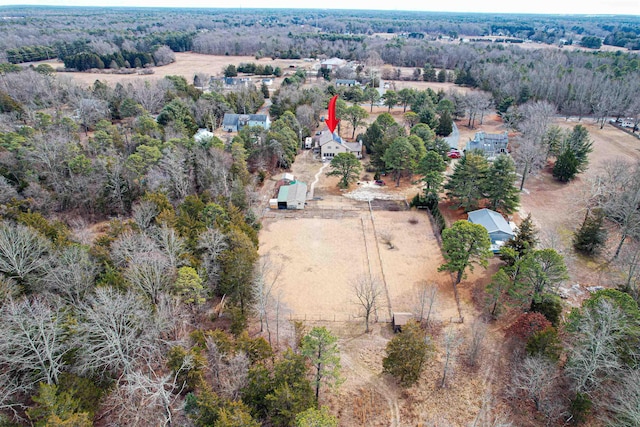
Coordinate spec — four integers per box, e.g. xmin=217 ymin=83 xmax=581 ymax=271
xmin=382 ymin=137 xmax=417 ymax=187
xmin=573 ymin=209 xmax=607 ymax=256
xmin=326 ymin=153 xmax=362 ymax=188
xmin=485 ymin=154 xmax=520 ymax=214
xmin=261 ymin=82 xmax=270 ymax=99
xmin=553 ymin=125 xmax=593 ymax=182
xmin=439 ymin=220 xmax=492 ymax=284
xmin=445 ymin=152 xmax=489 ymax=211
xmin=300 ymin=327 xmax=341 ymax=403
xmin=553 ymin=147 xmax=580 ymax=182
xmin=568 ymin=124 xmax=592 ymax=158
xmin=295 ymin=407 xmax=338 ymax=427
xmin=435 ymin=110 xmax=453 ymax=137
xmin=417 ymin=150 xmax=447 ymax=198
xmin=501 ymin=213 xmax=538 ymax=265
xmin=382 ymin=321 xmax=432 ymax=386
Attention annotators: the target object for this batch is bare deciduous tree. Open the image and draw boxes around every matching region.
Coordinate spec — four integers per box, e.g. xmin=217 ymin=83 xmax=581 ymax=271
xmin=596 ymin=160 xmax=640 ymax=258
xmin=512 ymin=100 xmax=557 ymax=191
xmin=565 ymin=299 xmax=626 ymax=394
xmin=510 ymin=355 xmax=558 ymax=412
xmin=102 ymin=363 xmax=186 ymax=427
xmin=111 ymin=231 xmax=159 ymax=268
xmin=352 ymin=275 xmax=383 ymax=333
xmin=379 ymin=230 xmax=395 ymax=249
xmin=414 ymin=281 xmax=437 ymax=324
xmin=129 ymin=79 xmax=173 ymax=114
xmin=441 ymin=327 xmax=464 ymax=388
xmin=605 ymin=369 xmax=640 ymax=427
xmin=153 ymin=45 xmax=176 ymax=66
xmin=198 ymin=227 xmax=228 ymax=291
xmin=613 ymin=241 xmax=640 ymax=302
xmin=0 ymin=296 xmax=69 ymax=388
xmin=206 ymin=338 xmax=249 ymax=400
xmin=73 ymin=287 xmax=159 ymax=377
xmin=40 ymin=245 xmax=97 ymax=305
xmin=467 ymin=320 xmax=488 ymax=367
xmin=0 ymin=222 xmax=51 ymax=290
xmin=253 ymin=255 xmax=282 ymax=344
xmin=152 ymin=225 xmax=187 ymax=269
xmin=132 ymin=200 xmax=159 ymax=231
xmin=125 ymin=253 xmax=174 ymax=305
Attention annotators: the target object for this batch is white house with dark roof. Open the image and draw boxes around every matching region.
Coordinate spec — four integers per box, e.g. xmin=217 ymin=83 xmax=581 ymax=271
xmin=467 ymin=208 xmax=515 ymax=252
xmin=222 ymin=113 xmax=271 ymax=132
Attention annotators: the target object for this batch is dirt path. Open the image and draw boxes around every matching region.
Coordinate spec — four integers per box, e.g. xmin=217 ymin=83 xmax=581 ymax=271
xmin=308 ymin=159 xmax=329 ymax=200
xmin=337 ymin=324 xmax=400 ymax=427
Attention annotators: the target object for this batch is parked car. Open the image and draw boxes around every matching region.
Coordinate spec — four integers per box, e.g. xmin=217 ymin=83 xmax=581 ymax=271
xmin=447 ymin=149 xmax=462 ymax=159
xmin=374 ymin=179 xmax=386 ymax=186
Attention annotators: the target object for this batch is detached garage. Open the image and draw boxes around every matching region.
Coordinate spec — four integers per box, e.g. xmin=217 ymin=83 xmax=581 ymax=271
xmin=277 ymin=182 xmax=308 ymax=210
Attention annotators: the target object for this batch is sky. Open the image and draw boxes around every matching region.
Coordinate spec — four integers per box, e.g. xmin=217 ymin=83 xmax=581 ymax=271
xmin=0 ymin=0 xmax=638 ymax=15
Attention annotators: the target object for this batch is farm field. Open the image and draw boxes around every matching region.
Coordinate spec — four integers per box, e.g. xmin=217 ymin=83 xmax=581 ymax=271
xmin=37 ymin=49 xmax=640 ymax=425
xmin=39 ymin=52 xmax=313 ymax=87
xmin=258 ymin=115 xmax=640 ymax=425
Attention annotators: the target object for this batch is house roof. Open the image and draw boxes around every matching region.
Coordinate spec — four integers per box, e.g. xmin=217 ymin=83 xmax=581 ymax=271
xmin=321 ymin=57 xmax=346 ymax=66
xmin=467 ymin=209 xmax=514 ymax=236
xmin=317 ymin=130 xmax=336 ymax=146
xmin=222 ymin=114 xmax=238 ymax=127
xmin=336 ymin=79 xmax=357 ymax=85
xmin=222 ymin=113 xmax=269 ymax=126
xmin=473 ymin=131 xmax=508 ymax=144
xmin=277 ymin=185 xmax=289 ymax=202
xmin=287 ymin=182 xmax=307 ymax=203
xmin=344 ymin=141 xmax=362 ymax=152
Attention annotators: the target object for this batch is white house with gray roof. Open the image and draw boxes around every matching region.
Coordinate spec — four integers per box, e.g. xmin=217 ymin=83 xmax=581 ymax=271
xmin=315 ymin=130 xmax=362 ymax=159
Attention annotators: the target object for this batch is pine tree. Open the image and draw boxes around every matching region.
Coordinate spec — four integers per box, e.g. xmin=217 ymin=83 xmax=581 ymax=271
xmin=300 ymin=327 xmax=341 ymax=402
xmin=383 ymin=321 xmax=432 ymax=386
xmin=417 ymin=150 xmax=447 ymax=198
xmin=436 ymin=110 xmax=453 ymax=137
xmin=501 ymin=213 xmax=538 ymax=265
xmin=573 ymin=209 xmax=607 ymax=256
xmin=553 ymin=125 xmax=593 ymax=182
xmin=553 ymin=147 xmax=579 ymax=182
xmin=445 ymin=152 xmax=489 ymax=211
xmin=485 ymin=154 xmax=520 ymax=214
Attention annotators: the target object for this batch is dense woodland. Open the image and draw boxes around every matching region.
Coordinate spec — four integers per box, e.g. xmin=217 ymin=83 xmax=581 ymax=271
xmin=0 ymin=6 xmax=639 ymax=427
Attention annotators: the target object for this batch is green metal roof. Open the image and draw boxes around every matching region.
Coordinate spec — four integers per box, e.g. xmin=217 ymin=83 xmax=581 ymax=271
xmin=277 ymin=185 xmax=289 ymax=202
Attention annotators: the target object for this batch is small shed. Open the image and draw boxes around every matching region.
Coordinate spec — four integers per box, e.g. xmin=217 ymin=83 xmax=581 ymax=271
xmin=467 ymin=208 xmax=515 ymax=252
xmin=277 ymin=182 xmax=308 ymax=210
xmin=282 ymin=173 xmax=295 ymax=183
xmin=392 ymin=312 xmax=414 ymax=333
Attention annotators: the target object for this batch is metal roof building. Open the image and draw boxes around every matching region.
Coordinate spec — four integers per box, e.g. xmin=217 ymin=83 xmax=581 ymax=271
xmin=467 ymin=208 xmax=515 ymax=252
xmin=277 ymin=182 xmax=308 ymax=210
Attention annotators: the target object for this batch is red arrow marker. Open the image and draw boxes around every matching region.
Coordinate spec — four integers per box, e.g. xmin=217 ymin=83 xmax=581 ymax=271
xmin=325 ymin=94 xmax=340 ymax=134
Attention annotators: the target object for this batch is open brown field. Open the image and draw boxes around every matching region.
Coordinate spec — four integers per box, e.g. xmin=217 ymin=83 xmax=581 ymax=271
xmin=40 ymin=52 xmax=314 ymax=87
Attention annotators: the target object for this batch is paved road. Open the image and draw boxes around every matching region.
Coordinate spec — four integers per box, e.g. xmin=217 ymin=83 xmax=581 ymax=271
xmin=443 ymin=121 xmax=460 ymax=149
